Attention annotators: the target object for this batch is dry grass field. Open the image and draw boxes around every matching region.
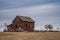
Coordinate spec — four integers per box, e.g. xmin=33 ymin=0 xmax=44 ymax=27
xmin=0 ymin=32 xmax=60 ymax=40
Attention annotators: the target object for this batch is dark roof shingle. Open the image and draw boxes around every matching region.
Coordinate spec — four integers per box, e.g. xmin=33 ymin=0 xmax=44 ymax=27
xmin=17 ymin=16 xmax=35 ymax=22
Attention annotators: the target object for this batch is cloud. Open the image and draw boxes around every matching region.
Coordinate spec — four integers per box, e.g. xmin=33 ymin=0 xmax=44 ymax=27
xmin=0 ymin=3 xmax=60 ymax=18
xmin=0 ymin=2 xmax=60 ymax=31
xmin=0 ymin=0 xmax=60 ymax=9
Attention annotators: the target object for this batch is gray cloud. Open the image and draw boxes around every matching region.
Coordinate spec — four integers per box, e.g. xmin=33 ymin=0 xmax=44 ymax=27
xmin=0 ymin=0 xmax=60 ymax=9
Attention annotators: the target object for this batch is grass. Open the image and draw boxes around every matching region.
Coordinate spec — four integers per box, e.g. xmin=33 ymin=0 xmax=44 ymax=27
xmin=0 ymin=32 xmax=60 ymax=40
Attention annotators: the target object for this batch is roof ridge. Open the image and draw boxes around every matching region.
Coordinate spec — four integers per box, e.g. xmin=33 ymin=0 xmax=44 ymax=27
xmin=16 ymin=15 xmax=30 ymax=17
xmin=16 ymin=15 xmax=35 ymax=22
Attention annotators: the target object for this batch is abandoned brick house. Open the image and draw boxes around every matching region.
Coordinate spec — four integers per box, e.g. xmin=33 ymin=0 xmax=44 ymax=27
xmin=4 ymin=16 xmax=35 ymax=32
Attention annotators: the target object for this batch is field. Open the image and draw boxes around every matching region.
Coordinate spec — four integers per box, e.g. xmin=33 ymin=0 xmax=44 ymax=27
xmin=0 ymin=32 xmax=60 ymax=40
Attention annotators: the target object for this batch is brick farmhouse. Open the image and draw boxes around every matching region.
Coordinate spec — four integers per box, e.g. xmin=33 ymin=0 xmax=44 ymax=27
xmin=4 ymin=16 xmax=35 ymax=32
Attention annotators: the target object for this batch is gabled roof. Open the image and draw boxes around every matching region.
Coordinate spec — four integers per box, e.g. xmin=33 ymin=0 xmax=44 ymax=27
xmin=17 ymin=16 xmax=35 ymax=22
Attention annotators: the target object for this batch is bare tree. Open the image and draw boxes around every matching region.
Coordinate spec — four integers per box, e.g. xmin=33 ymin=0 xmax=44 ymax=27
xmin=45 ymin=24 xmax=53 ymax=31
xmin=56 ymin=27 xmax=60 ymax=31
xmin=4 ymin=23 xmax=7 ymax=32
xmin=4 ymin=23 xmax=7 ymax=26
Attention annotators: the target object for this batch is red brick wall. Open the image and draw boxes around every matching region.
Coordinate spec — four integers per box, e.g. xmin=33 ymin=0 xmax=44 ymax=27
xmin=12 ymin=16 xmax=34 ymax=31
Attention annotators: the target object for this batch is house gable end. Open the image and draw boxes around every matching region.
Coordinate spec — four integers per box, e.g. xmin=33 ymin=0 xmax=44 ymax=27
xmin=12 ymin=16 xmax=23 ymax=24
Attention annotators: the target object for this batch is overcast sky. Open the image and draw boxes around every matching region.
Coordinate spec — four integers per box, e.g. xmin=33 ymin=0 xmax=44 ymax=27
xmin=0 ymin=0 xmax=60 ymax=31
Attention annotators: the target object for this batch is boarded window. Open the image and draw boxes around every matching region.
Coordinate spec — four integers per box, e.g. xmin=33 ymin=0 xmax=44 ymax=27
xmin=26 ymin=24 xmax=27 ymax=29
xmin=15 ymin=25 xmax=18 ymax=29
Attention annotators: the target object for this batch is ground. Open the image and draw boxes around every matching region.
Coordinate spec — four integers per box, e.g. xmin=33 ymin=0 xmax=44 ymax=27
xmin=0 ymin=32 xmax=60 ymax=40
